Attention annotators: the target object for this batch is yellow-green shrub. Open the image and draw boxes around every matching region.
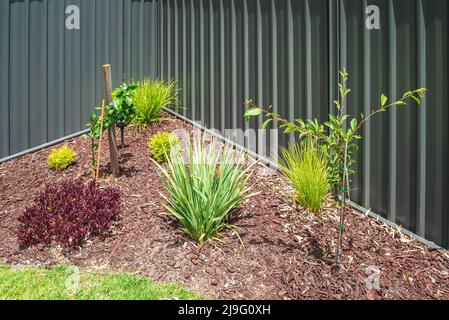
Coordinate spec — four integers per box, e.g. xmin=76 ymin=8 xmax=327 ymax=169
xmin=148 ymin=132 xmax=180 ymax=163
xmin=47 ymin=146 xmax=77 ymax=171
xmin=279 ymin=141 xmax=329 ymax=214
xmin=133 ymin=79 xmax=179 ymax=127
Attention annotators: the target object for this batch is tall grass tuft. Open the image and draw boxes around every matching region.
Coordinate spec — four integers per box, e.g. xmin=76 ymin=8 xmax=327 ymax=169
xmin=133 ymin=79 xmax=178 ymax=127
xmin=279 ymin=141 xmax=329 ymax=214
xmin=153 ymin=138 xmax=255 ymax=244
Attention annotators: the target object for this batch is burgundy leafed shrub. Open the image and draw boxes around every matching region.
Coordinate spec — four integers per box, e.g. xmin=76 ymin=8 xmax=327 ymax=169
xmin=18 ymin=179 xmax=121 ymax=249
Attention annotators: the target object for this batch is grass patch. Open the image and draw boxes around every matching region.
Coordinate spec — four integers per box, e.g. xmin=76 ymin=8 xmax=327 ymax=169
xmin=0 ymin=265 xmax=200 ymax=300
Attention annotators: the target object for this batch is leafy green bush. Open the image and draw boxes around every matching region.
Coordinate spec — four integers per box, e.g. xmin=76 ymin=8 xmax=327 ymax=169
xmin=148 ymin=132 xmax=180 ymax=163
xmin=133 ymin=79 xmax=178 ymax=127
xmin=153 ymin=139 xmax=255 ymax=244
xmin=110 ymin=82 xmax=139 ymax=126
xmin=279 ymin=141 xmax=329 ymax=214
xmin=47 ymin=146 xmax=77 ymax=171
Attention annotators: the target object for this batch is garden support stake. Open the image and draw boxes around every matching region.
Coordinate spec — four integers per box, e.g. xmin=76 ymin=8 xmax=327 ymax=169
xmin=102 ymin=64 xmax=120 ymax=176
xmin=117 ymin=122 xmax=126 ymax=149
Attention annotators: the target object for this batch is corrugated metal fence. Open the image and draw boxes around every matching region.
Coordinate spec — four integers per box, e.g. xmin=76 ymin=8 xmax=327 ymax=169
xmin=0 ymin=0 xmax=158 ymax=158
xmin=0 ymin=0 xmax=448 ymax=247
xmin=159 ymin=0 xmax=449 ymax=248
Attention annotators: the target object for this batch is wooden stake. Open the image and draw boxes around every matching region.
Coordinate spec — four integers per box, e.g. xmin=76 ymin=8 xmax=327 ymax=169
xmin=95 ymin=100 xmax=106 ymax=183
xmin=102 ymin=64 xmax=120 ymax=176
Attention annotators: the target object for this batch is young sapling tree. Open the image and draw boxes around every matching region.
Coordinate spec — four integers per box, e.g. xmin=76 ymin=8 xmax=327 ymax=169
xmin=245 ymin=69 xmax=427 ymax=268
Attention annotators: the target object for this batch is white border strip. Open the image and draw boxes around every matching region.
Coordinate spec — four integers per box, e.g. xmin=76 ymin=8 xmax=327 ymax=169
xmin=0 ymin=130 xmax=89 ymax=164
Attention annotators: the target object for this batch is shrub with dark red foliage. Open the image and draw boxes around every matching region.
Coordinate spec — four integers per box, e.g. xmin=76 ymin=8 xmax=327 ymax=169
xmin=18 ymin=179 xmax=121 ymax=249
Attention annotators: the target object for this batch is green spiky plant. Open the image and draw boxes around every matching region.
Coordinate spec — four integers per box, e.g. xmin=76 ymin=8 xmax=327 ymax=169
xmin=279 ymin=141 xmax=329 ymax=214
xmin=152 ymin=138 xmax=256 ymax=244
xmin=133 ymin=79 xmax=179 ymax=127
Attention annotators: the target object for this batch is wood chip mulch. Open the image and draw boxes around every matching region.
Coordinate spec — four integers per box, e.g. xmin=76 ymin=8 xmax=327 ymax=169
xmin=0 ymin=112 xmax=448 ymax=300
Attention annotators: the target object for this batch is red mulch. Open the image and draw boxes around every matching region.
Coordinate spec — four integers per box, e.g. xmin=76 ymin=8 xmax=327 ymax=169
xmin=0 ymin=112 xmax=448 ymax=300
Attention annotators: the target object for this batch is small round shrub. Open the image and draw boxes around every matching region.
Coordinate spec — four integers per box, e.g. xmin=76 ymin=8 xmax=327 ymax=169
xmin=148 ymin=132 xmax=180 ymax=163
xmin=18 ymin=179 xmax=121 ymax=249
xmin=47 ymin=146 xmax=77 ymax=171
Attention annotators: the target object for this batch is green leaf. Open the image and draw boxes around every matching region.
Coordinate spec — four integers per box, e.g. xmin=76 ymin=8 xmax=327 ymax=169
xmin=350 ymin=119 xmax=357 ymax=131
xmin=392 ymin=101 xmax=407 ymax=107
xmin=381 ymin=94 xmax=388 ymax=107
xmin=244 ymin=108 xmax=263 ymax=118
xmin=262 ymin=119 xmax=273 ymax=130
xmin=402 ymin=91 xmax=412 ymax=98
xmin=411 ymin=95 xmax=421 ymax=105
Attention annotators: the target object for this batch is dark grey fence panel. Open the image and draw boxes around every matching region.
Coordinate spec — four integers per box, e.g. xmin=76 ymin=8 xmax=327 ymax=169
xmin=124 ymin=0 xmax=159 ymax=82
xmin=159 ymin=0 xmax=449 ymax=248
xmin=339 ymin=0 xmax=449 ymax=247
xmin=0 ymin=0 xmax=10 ymax=158
xmin=160 ymin=0 xmax=330 ymax=158
xmin=420 ymin=0 xmax=448 ymax=247
xmin=0 ymin=0 xmax=158 ymax=161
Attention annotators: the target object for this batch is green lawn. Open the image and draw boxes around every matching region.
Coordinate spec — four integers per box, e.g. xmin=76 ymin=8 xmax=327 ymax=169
xmin=0 ymin=265 xmax=200 ymax=300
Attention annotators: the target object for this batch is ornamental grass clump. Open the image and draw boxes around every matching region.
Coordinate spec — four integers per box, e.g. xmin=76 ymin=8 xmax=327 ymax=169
xmin=279 ymin=141 xmax=329 ymax=214
xmin=153 ymin=138 xmax=255 ymax=244
xmin=17 ymin=179 xmax=121 ymax=249
xmin=47 ymin=146 xmax=77 ymax=171
xmin=133 ymin=79 xmax=178 ymax=127
xmin=148 ymin=132 xmax=180 ymax=163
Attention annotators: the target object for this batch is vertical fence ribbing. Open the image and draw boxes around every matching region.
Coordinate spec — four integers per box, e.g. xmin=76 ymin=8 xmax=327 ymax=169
xmin=243 ymin=0 xmax=249 ymax=138
xmin=190 ymin=0 xmax=195 ymax=121
xmin=200 ymin=0 xmax=205 ymax=125
xmin=362 ymin=0 xmax=371 ymax=208
xmin=0 ymin=0 xmax=10 ymax=157
xmin=174 ymin=0 xmax=179 ymax=85
xmin=182 ymin=0 xmax=187 ymax=116
xmin=209 ymin=0 xmax=215 ymax=129
xmin=287 ymin=0 xmax=294 ymax=144
xmin=231 ymin=0 xmax=237 ymax=131
xmin=388 ymin=0 xmax=398 ymax=223
xmin=416 ymin=0 xmax=427 ymax=238
xmin=219 ymin=0 xmax=226 ymax=133
xmin=304 ymin=0 xmax=313 ymax=119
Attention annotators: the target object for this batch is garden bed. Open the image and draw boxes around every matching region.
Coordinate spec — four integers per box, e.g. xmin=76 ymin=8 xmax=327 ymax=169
xmin=0 ymin=112 xmax=448 ymax=300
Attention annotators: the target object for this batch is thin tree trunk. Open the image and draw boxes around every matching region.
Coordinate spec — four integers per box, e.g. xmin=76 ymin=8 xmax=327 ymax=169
xmin=336 ymin=140 xmax=349 ymax=268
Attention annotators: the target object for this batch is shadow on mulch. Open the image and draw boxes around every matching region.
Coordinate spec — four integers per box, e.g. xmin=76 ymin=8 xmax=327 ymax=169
xmin=0 ymin=112 xmax=448 ymax=300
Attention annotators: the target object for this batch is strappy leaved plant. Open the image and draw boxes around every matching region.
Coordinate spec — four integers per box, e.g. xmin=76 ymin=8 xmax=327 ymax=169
xmin=152 ymin=138 xmax=257 ymax=244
